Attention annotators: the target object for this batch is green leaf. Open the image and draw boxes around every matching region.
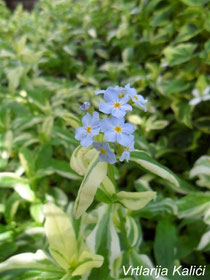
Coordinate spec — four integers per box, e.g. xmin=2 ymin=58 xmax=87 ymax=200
xmin=0 ymin=242 xmax=18 ymax=262
xmin=53 ymin=126 xmax=78 ymax=145
xmin=87 ymin=205 xmax=121 ymax=278
xmin=190 ymin=155 xmax=210 ymax=188
xmin=150 ymin=7 xmax=172 ymax=27
xmin=174 ymin=24 xmax=200 ymax=43
xmin=0 ymin=250 xmax=62 ymax=273
xmin=41 ymin=116 xmax=54 ymax=141
xmin=100 ymin=176 xmax=116 ymax=195
xmin=51 ymin=159 xmax=81 ymax=180
xmin=135 ymin=198 xmax=178 ymax=218
xmin=130 ymin=150 xmax=180 ymax=187
xmin=96 ymin=176 xmax=116 ymax=204
xmin=127 ymin=250 xmax=159 ymax=280
xmin=43 ymin=203 xmax=77 ymax=270
xmin=6 ymin=67 xmax=23 ymax=92
xmin=0 ymin=172 xmax=28 ymax=188
xmin=5 ymin=192 xmax=22 ymax=223
xmin=154 ymin=219 xmax=177 ymax=271
xmin=163 ymin=43 xmax=197 ymax=66
xmin=125 ymin=216 xmax=142 ymax=248
xmin=171 ymin=99 xmax=192 ymax=128
xmin=19 ymin=147 xmax=35 ymax=178
xmin=0 ymin=173 xmax=35 ymax=202
xmin=145 ymin=115 xmax=169 ymax=131
xmin=116 ymin=191 xmax=156 ymax=211
xmin=35 ymin=146 xmax=80 ymax=180
xmin=177 ymin=193 xmax=210 ymax=218
xmin=62 ymin=112 xmax=81 ymax=129
xmin=197 ymin=230 xmax=210 ymax=250
xmin=14 ymin=183 xmax=36 ymax=202
xmin=180 ymin=0 xmax=210 ymax=6
xmin=47 ymin=187 xmax=68 ymax=208
xmin=30 ymin=203 xmax=44 ymax=224
xmin=73 ymin=154 xmax=108 ymax=219
xmin=158 ymin=78 xmax=190 ymax=95
xmin=195 ymin=117 xmax=210 ymax=134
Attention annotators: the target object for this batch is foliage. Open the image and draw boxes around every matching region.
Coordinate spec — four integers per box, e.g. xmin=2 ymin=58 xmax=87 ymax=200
xmin=0 ymin=0 xmax=210 ymax=279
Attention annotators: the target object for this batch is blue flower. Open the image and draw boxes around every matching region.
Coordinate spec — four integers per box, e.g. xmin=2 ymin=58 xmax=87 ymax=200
xmin=120 ymin=135 xmax=135 ymax=162
xmin=93 ymin=142 xmax=116 ymax=164
xmin=125 ymin=84 xmax=148 ymax=112
xmin=79 ymin=101 xmax=90 ymax=111
xmin=75 ymin=112 xmax=100 ymax=147
xmin=95 ymin=85 xmax=128 ymax=98
xmin=99 ymin=88 xmax=132 ymax=118
xmin=100 ymin=117 xmax=135 ymax=147
xmin=95 ymin=89 xmax=106 ymax=95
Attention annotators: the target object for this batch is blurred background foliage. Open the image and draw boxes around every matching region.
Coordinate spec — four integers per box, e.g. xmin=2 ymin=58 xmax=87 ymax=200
xmin=0 ymin=0 xmax=210 ymax=279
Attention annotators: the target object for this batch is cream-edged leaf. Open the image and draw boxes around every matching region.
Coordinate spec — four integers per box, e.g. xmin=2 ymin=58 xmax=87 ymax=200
xmin=116 ymin=191 xmax=156 ymax=210
xmin=109 ymin=215 xmax=121 ymax=277
xmin=0 ymin=172 xmax=35 ymax=202
xmin=0 ymin=250 xmax=62 ymax=273
xmin=73 ymin=154 xmax=108 ymax=219
xmin=100 ymin=176 xmax=116 ymax=195
xmin=72 ymin=251 xmax=103 ymax=276
xmin=70 ymin=146 xmax=87 ymax=176
xmin=190 ymin=155 xmax=210 ymax=189
xmin=131 ymin=150 xmax=180 ymax=187
xmin=70 ymin=146 xmax=97 ymax=176
xmin=43 ymin=203 xmax=77 ymax=270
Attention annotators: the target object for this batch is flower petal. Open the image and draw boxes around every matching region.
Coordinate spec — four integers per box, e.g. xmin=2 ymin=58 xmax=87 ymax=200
xmin=100 ymin=118 xmax=113 ymax=131
xmin=92 ymin=142 xmax=102 ymax=150
xmin=202 ymin=95 xmax=210 ymax=101
xmin=104 ymin=131 xmax=116 ymax=142
xmin=204 ymin=86 xmax=210 ymax=95
xmin=120 ymin=103 xmax=132 ymax=111
xmin=106 ymin=150 xmax=117 ymax=164
xmin=91 ymin=128 xmax=100 ymax=136
xmin=120 ymin=151 xmax=130 ymax=162
xmin=82 ymin=113 xmax=92 ymax=127
xmin=111 ymin=117 xmax=124 ymax=126
xmin=137 ymin=102 xmax=147 ymax=112
xmin=75 ymin=127 xmax=86 ymax=140
xmin=122 ymin=123 xmax=135 ymax=134
xmin=137 ymin=95 xmax=148 ymax=104
xmin=80 ymin=135 xmax=93 ymax=147
xmin=111 ymin=108 xmax=126 ymax=118
xmin=95 ymin=90 xmax=106 ymax=95
xmin=104 ymin=89 xmax=118 ymax=103
xmin=120 ymin=94 xmax=130 ymax=104
xmin=189 ymin=98 xmax=201 ymax=106
xmin=80 ymin=102 xmax=90 ymax=111
xmin=99 ymin=102 xmax=112 ymax=114
xmin=192 ymin=89 xmax=200 ymax=98
xmin=119 ymin=151 xmax=126 ymax=162
xmin=117 ymin=133 xmax=132 ymax=146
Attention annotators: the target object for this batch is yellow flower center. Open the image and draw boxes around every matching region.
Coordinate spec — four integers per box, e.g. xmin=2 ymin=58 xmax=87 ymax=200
xmin=86 ymin=126 xmax=92 ymax=133
xmin=114 ymin=126 xmax=122 ymax=133
xmin=134 ymin=95 xmax=138 ymax=101
xmin=100 ymin=148 xmax=107 ymax=155
xmin=114 ymin=102 xmax=121 ymax=108
xmin=126 ymin=147 xmax=130 ymax=152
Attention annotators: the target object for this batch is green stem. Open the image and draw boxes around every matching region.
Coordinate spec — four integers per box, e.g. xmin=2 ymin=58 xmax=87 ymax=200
xmin=108 ymin=164 xmax=116 ymax=188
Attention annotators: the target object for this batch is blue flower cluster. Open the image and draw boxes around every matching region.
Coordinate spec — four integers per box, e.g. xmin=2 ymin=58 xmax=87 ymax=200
xmin=75 ymin=84 xmax=147 ymax=164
